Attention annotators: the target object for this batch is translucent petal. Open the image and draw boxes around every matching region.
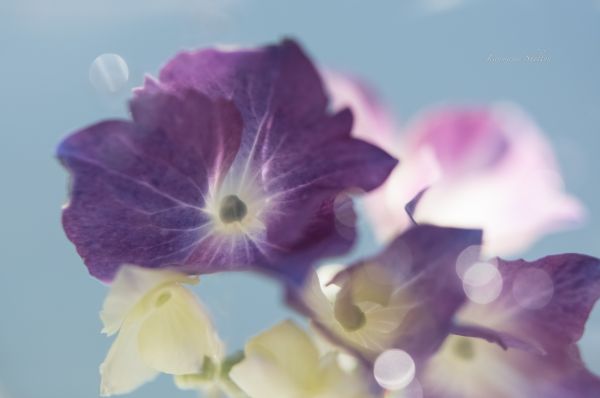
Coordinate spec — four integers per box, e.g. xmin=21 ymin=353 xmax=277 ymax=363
xmin=138 ymin=285 xmax=223 ymax=375
xmin=101 ymin=265 xmax=197 ymax=336
xmin=244 ymin=320 xmax=320 ymax=388
xmin=316 ymin=352 xmax=370 ymax=398
xmin=229 ymin=354 xmax=303 ymax=398
xmin=99 ymin=319 xmax=158 ymax=396
xmin=301 ymin=270 xmax=335 ymax=324
xmin=231 ymin=321 xmax=373 ymax=398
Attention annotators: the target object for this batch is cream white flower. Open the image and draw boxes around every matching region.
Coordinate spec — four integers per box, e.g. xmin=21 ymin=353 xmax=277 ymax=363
xmin=99 ymin=265 xmax=223 ymax=396
xmin=301 ymin=264 xmax=415 ymax=361
xmin=229 ymin=320 xmax=373 ymax=398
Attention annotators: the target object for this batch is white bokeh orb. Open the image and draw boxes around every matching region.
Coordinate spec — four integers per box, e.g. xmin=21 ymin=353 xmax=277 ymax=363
xmin=89 ymin=53 xmax=129 ymax=94
xmin=374 ymin=349 xmax=416 ymax=391
xmin=462 ymin=262 xmax=503 ymax=304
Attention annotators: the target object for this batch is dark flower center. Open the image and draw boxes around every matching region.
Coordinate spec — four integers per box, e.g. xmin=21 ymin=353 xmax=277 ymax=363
xmin=453 ymin=337 xmax=476 ymax=360
xmin=335 ymin=302 xmax=366 ymax=331
xmin=219 ymin=195 xmax=248 ymax=224
xmin=334 ymin=289 xmax=366 ymax=331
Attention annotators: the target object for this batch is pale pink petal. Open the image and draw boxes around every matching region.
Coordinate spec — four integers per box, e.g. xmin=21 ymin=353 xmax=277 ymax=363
xmin=321 ymin=70 xmax=399 ymax=154
xmin=365 ymin=103 xmax=585 ymax=256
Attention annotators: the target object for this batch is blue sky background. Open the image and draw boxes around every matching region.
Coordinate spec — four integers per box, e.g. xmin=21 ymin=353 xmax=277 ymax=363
xmin=1 ymin=0 xmax=599 ymax=397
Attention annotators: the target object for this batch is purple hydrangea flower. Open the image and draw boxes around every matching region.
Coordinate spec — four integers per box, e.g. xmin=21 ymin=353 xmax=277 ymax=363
xmin=58 ymin=40 xmax=397 ymax=282
xmin=422 ymin=254 xmax=600 ymax=398
xmin=287 ymin=225 xmax=482 ymax=366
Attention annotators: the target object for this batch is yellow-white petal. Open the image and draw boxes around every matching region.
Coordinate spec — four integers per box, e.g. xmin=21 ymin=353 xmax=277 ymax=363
xmin=230 ymin=353 xmax=303 ymax=398
xmin=245 ymin=320 xmax=320 ymax=387
xmin=101 ymin=265 xmax=196 ymax=336
xmin=137 ymin=285 xmax=223 ymax=375
xmin=315 ymin=352 xmax=371 ymax=398
xmin=231 ymin=321 xmax=374 ymax=398
xmin=230 ymin=321 xmax=321 ymax=398
xmin=301 ymin=270 xmax=337 ymax=327
xmin=100 ymin=319 xmax=158 ymax=396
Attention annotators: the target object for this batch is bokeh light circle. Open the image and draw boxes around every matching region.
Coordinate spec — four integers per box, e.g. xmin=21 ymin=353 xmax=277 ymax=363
xmin=336 ymin=352 xmax=359 ymax=372
xmin=89 ymin=53 xmax=129 ymax=94
xmin=462 ymin=262 xmax=503 ymax=304
xmin=374 ymin=349 xmax=416 ymax=391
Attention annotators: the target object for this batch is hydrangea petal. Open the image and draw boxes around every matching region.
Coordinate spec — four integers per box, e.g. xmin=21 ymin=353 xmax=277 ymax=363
xmin=100 ymin=266 xmax=223 ymax=395
xmin=317 ymin=352 xmax=373 ymax=398
xmin=423 ymin=334 xmax=600 ymax=398
xmin=244 ymin=320 xmax=320 ymax=387
xmin=229 ymin=320 xmax=374 ymax=398
xmin=100 ymin=318 xmax=158 ymax=396
xmin=229 ymin=353 xmax=302 ymax=398
xmin=322 ymin=70 xmax=399 ymax=153
xmin=230 ymin=321 xmax=318 ymax=397
xmin=137 ymin=285 xmax=224 ymax=375
xmin=289 ymin=225 xmax=482 ymax=364
xmin=450 ymin=323 xmax=545 ymax=355
xmin=58 ymin=90 xmax=243 ymax=281
xmin=154 ymin=40 xmax=397 ymax=200
xmin=101 ymin=265 xmax=196 ymax=336
xmin=361 ymin=103 xmax=585 ymax=256
xmin=464 ymin=254 xmax=600 ymax=352
xmin=411 ymin=106 xmax=585 ymax=256
xmin=59 ymin=40 xmax=397 ymax=282
xmin=151 ymin=39 xmax=398 ymax=278
xmin=422 ymin=254 xmax=600 ymax=398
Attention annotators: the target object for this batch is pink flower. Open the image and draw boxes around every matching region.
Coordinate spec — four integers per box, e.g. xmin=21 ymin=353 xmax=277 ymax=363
xmin=325 ymin=73 xmax=585 ymax=256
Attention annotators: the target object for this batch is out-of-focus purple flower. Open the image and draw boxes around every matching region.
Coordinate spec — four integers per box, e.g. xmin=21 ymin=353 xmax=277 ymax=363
xmin=422 ymin=253 xmax=600 ymax=398
xmin=288 ymin=225 xmax=482 ymax=366
xmin=58 ymin=40 xmax=397 ymax=282
xmin=327 ymin=76 xmax=585 ymax=256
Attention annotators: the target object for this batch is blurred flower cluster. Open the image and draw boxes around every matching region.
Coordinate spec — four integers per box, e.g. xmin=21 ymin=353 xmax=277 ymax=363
xmin=57 ymin=40 xmax=599 ymax=398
